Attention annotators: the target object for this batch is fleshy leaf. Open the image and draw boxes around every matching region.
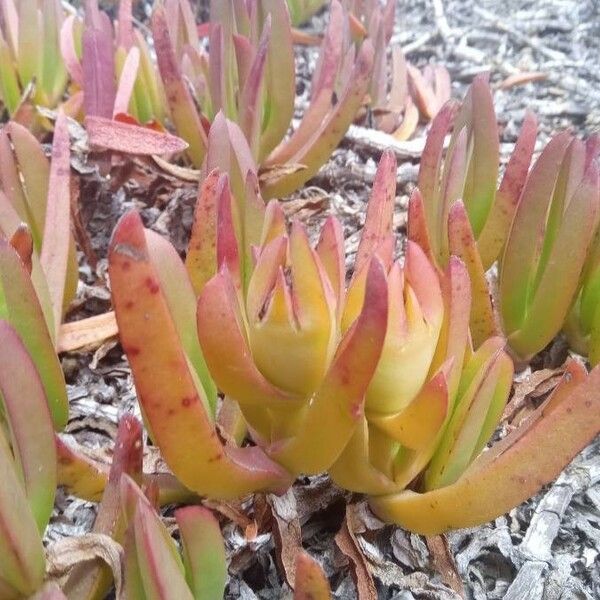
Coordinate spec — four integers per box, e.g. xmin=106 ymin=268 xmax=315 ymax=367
xmin=176 ymin=506 xmax=227 ymax=600
xmin=121 ymin=475 xmax=194 ymax=600
xmin=56 ymin=436 xmax=109 ymax=502
xmin=261 ymin=39 xmax=374 ymax=199
xmin=198 ymin=263 xmax=299 ymax=408
xmin=61 ymin=415 xmax=143 ymax=600
xmin=113 ymin=46 xmax=140 ymax=117
xmin=258 ymin=0 xmax=295 ymax=160
xmin=329 ymin=418 xmax=402 ymax=496
xmin=460 ymin=75 xmax=499 ymax=237
xmin=0 ymin=240 xmax=68 ymax=428
xmin=416 ymin=100 xmax=458 ymax=261
xmin=0 ymin=427 xmax=45 ymax=596
xmin=354 ymin=149 xmax=397 ymax=274
xmin=186 ymin=169 xmax=222 ymax=296
xmin=425 ymin=338 xmax=511 ymax=490
xmin=40 ymin=111 xmax=71 ymax=338
xmin=85 ymin=116 xmax=188 ymax=155
xmin=447 ymin=201 xmax=498 ymax=348
xmin=82 ymin=23 xmax=116 ymax=118
xmin=5 ymin=121 xmax=50 ymax=246
xmin=294 ymin=551 xmax=332 ymax=600
xmin=499 ymin=132 xmax=572 ymax=335
xmin=507 ymin=162 xmax=600 ymax=360
xmin=269 ymin=258 xmax=388 ymax=475
xmin=152 ymin=6 xmax=208 ymax=166
xmin=368 ymin=371 xmax=448 ymax=451
xmin=145 ymin=228 xmax=217 ymax=411
xmin=0 ymin=321 xmax=56 ymax=532
xmin=109 ymin=211 xmax=291 ymax=498
xmin=477 ymin=110 xmax=538 ymax=268
xmin=369 ymin=362 xmax=600 ymax=534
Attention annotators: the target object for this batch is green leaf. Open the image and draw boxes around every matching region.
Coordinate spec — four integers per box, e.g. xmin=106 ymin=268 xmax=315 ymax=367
xmin=0 ymin=320 xmax=57 ymax=532
xmin=369 ymin=361 xmax=600 ymax=534
xmin=177 ymin=506 xmax=227 ymax=600
xmin=0 ymin=240 xmax=68 ymax=428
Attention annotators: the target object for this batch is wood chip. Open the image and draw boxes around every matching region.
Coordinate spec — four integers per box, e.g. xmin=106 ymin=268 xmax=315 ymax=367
xmin=499 ymin=72 xmax=548 ymax=90
xmin=268 ymin=489 xmax=303 ymax=587
xmin=58 ymin=311 xmax=119 ymax=353
xmin=335 ymin=505 xmax=377 ymax=600
xmin=152 ymin=155 xmax=202 ymax=182
xmin=426 ymin=535 xmax=466 ymax=597
xmin=501 ymin=366 xmax=565 ymax=425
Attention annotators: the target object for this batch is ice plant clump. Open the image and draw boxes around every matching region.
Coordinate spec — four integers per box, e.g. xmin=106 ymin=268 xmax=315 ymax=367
xmin=497 ymin=132 xmax=600 ymax=362
xmin=110 ymin=150 xmax=600 ymax=534
xmin=108 ymin=206 xmax=292 ymax=499
xmin=0 ymin=0 xmax=68 ymax=119
xmin=348 ymin=0 xmax=451 ymax=140
xmin=120 ymin=475 xmax=227 ymax=600
xmin=61 ymin=0 xmax=166 ymax=124
xmin=0 ymin=321 xmax=58 ymax=597
xmin=0 ymin=114 xmax=77 ymax=340
xmin=196 ymin=206 xmax=388 ymax=478
xmin=409 ymin=75 xmax=538 ymax=347
xmin=151 ymin=0 xmax=374 ymax=197
xmin=565 ymin=136 xmax=600 ymax=365
xmin=410 ymin=75 xmax=600 ymax=361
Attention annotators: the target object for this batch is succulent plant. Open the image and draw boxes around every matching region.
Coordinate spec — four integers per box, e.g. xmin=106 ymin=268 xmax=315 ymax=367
xmin=108 ymin=206 xmax=293 ymax=499
xmin=58 ymin=415 xmax=144 ymax=600
xmin=410 ymin=75 xmax=600 ymax=360
xmin=0 ymin=239 xmax=68 ymax=429
xmin=565 ymin=234 xmax=600 ymax=365
xmin=412 ymin=76 xmax=539 ymax=266
xmin=0 ymin=320 xmax=58 ymax=598
xmin=497 ymin=132 xmax=600 ymax=362
xmin=0 ymin=114 xmax=78 ymax=340
xmin=150 ymin=0 xmax=373 ymax=198
xmin=0 ymin=0 xmax=68 ymax=119
xmin=565 ymin=137 xmax=600 ymax=365
xmin=309 ymin=150 xmax=600 ymax=534
xmin=368 ymin=358 xmax=600 ymax=532
xmin=109 ymin=147 xmax=600 ymax=536
xmin=61 ymin=0 xmax=166 ymax=124
xmin=121 ymin=474 xmax=227 ymax=600
xmin=346 ymin=0 xmax=451 ymax=140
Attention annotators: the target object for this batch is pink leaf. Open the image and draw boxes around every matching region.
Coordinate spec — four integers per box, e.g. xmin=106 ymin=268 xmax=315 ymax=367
xmin=40 ymin=112 xmax=71 ymax=338
xmin=60 ymin=15 xmax=84 ymax=86
xmin=85 ymin=116 xmax=188 ymax=155
xmin=113 ymin=46 xmax=140 ymax=117
xmin=82 ymin=25 xmax=116 ymax=118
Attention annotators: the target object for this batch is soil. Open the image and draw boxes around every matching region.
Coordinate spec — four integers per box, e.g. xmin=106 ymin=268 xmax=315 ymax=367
xmin=51 ymin=1 xmax=600 ymax=598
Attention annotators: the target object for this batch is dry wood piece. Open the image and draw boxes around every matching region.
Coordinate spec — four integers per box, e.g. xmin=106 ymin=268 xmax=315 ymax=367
xmin=335 ymin=505 xmax=377 ymax=600
xmin=345 ymin=124 xmax=427 ymax=160
xmin=267 ymin=489 xmax=303 ymax=587
xmin=426 ymin=535 xmax=465 ymax=597
xmin=57 ymin=312 xmax=119 ymax=353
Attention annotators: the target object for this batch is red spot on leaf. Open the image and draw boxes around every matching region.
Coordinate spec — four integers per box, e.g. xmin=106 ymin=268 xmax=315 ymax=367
xmin=181 ymin=395 xmax=197 ymax=407
xmin=145 ymin=277 xmax=160 ymax=294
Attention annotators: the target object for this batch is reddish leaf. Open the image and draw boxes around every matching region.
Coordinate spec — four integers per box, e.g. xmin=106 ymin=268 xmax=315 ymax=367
xmin=85 ymin=116 xmax=188 ymax=155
